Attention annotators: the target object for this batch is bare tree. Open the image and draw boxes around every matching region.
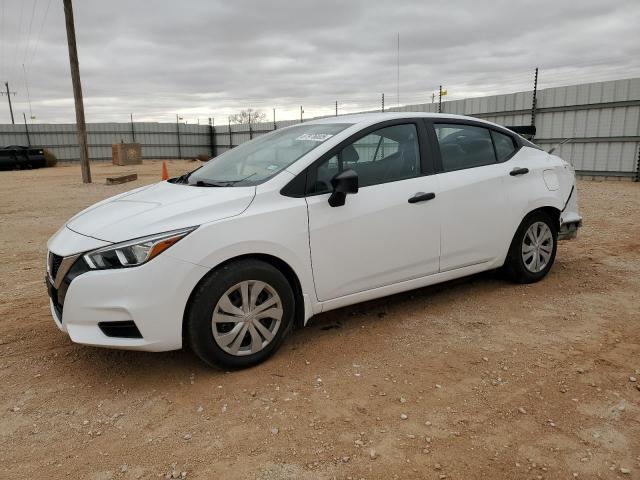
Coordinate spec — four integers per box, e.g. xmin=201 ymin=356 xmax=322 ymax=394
xmin=229 ymin=108 xmax=266 ymax=125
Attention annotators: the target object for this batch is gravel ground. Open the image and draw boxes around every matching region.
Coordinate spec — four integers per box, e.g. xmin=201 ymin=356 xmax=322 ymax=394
xmin=0 ymin=161 xmax=639 ymax=479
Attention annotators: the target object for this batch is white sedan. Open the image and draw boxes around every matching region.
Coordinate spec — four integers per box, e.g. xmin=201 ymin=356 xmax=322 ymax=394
xmin=46 ymin=113 xmax=581 ymax=368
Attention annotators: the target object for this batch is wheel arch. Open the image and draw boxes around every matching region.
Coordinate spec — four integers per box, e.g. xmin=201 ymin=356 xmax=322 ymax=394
xmin=502 ymin=205 xmax=560 ymax=283
xmin=524 ymin=205 xmax=561 ymax=232
xmin=500 ymin=204 xmax=562 ymax=268
xmin=182 ymin=253 xmax=306 ymax=343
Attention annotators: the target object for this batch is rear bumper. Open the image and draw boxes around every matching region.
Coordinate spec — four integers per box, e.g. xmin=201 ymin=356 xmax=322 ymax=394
xmin=559 ymin=219 xmax=582 ymax=240
xmin=559 ymin=183 xmax=582 ymax=241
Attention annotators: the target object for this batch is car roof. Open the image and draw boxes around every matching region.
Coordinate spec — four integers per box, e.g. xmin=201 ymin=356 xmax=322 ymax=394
xmin=305 ymin=111 xmax=492 ymax=127
xmin=301 ymin=111 xmax=539 ymax=150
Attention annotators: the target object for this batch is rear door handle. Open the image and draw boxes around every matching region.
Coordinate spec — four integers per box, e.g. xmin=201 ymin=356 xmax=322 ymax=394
xmin=510 ymin=167 xmax=529 ymax=176
xmin=408 ymin=192 xmax=436 ymax=204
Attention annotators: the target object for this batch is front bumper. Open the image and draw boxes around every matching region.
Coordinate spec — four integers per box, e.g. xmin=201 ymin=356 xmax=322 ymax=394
xmin=47 ymin=228 xmax=209 ymax=352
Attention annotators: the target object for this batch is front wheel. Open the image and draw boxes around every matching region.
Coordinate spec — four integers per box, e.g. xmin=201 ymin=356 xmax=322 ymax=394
xmin=503 ymin=211 xmax=558 ymax=284
xmin=186 ymin=259 xmax=295 ymax=369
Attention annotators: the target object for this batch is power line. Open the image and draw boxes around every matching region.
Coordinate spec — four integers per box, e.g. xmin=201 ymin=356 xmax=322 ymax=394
xmin=9 ymin=0 xmax=25 ymax=81
xmin=1 ymin=0 xmax=4 ymax=80
xmin=22 ymin=0 xmax=39 ymax=64
xmin=28 ymin=0 xmax=52 ymax=65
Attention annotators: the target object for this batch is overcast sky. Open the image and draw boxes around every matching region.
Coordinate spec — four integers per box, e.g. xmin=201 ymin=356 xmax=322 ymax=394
xmin=0 ymin=0 xmax=639 ymax=124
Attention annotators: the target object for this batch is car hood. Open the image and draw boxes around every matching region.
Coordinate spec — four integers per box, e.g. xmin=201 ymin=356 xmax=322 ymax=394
xmin=66 ymin=181 xmax=256 ymax=242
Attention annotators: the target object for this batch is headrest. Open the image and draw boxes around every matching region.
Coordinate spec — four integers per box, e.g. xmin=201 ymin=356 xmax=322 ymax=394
xmin=341 ymin=144 xmax=360 ymax=163
xmin=467 ymin=138 xmax=492 ymax=150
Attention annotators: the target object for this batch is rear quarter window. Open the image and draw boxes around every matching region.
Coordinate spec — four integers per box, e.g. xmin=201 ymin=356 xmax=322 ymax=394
xmin=490 ymin=130 xmax=517 ymax=161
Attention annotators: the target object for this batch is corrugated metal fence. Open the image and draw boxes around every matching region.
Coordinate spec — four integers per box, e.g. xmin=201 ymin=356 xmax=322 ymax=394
xmin=390 ymin=77 xmax=640 ymax=178
xmin=1 ymin=77 xmax=639 ymax=178
xmin=0 ymin=119 xmax=303 ymax=163
xmin=0 ymin=122 xmax=212 ymax=162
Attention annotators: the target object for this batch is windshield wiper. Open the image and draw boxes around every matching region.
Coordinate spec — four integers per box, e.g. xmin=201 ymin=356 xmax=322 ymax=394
xmin=194 ymin=180 xmax=233 ymax=187
xmin=191 ymin=172 xmax=257 ymax=187
xmin=173 ymin=172 xmax=191 ymax=184
xmin=172 ymin=165 xmax=204 ymax=184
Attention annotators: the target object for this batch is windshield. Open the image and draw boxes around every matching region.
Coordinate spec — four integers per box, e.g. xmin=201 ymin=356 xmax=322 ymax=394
xmin=187 ymin=123 xmax=350 ymax=186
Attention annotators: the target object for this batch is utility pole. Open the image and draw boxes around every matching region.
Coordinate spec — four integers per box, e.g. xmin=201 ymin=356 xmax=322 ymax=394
xmin=22 ymin=64 xmax=34 ymax=120
xmin=130 ymin=113 xmax=135 ymax=142
xmin=438 ymin=85 xmax=442 ymax=113
xmin=381 ymin=93 xmax=385 ymax=112
xmin=175 ymin=114 xmax=182 ymax=159
xmin=300 ymin=105 xmax=304 ymax=123
xmin=531 ymin=67 xmax=539 ymax=128
xmin=23 ymin=113 xmax=31 ymax=146
xmin=273 ymin=108 xmax=276 ymax=130
xmin=635 ymin=144 xmax=640 ymax=183
xmin=2 ymin=82 xmax=16 ymax=124
xmin=335 ymin=100 xmax=338 ymax=116
xmin=208 ymin=117 xmax=216 ymax=157
xmin=63 ymin=0 xmax=91 ymax=183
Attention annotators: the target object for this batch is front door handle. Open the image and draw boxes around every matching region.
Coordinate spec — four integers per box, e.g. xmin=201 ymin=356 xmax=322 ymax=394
xmin=510 ymin=167 xmax=529 ymax=176
xmin=408 ymin=192 xmax=436 ymax=204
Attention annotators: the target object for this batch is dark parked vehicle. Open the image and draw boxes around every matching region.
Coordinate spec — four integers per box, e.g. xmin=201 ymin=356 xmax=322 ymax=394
xmin=0 ymin=145 xmax=47 ymax=171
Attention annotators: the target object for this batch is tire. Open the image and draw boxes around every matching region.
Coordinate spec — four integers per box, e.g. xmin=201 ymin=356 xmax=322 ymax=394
xmin=186 ymin=259 xmax=295 ymax=369
xmin=503 ymin=211 xmax=558 ymax=284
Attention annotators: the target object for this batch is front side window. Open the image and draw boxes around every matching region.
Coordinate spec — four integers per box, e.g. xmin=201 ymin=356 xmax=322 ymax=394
xmin=188 ymin=123 xmax=350 ymax=186
xmin=310 ymin=123 xmax=420 ymax=193
xmin=435 ymin=124 xmax=497 ymax=172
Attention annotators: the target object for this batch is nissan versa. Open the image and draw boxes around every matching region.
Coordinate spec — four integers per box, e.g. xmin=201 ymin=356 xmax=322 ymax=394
xmin=46 ymin=113 xmax=582 ymax=368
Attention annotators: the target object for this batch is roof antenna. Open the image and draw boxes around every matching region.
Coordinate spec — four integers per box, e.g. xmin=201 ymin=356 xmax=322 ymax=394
xmin=547 ymin=138 xmax=573 ymax=156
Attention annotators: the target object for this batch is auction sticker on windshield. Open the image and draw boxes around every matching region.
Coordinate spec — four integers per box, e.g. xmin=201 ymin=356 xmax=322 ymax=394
xmin=296 ymin=133 xmax=334 ymax=142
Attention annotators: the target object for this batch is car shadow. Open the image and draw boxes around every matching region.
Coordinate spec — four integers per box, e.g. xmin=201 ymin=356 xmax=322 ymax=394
xmin=293 ymin=269 xmax=505 ymax=335
xmin=70 ymin=269 xmax=506 ymax=381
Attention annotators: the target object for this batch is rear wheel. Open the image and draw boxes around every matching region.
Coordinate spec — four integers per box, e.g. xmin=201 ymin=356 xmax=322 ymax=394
xmin=503 ymin=211 xmax=558 ymax=284
xmin=186 ymin=259 xmax=295 ymax=369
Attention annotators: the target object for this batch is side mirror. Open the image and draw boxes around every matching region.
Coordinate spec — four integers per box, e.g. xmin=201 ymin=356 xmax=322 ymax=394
xmin=328 ymin=169 xmax=358 ymax=207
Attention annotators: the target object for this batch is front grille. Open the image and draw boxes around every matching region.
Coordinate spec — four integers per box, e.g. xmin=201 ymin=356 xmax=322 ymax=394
xmin=46 ymin=275 xmax=64 ymax=320
xmin=46 ymin=254 xmax=91 ymax=317
xmin=49 ymin=252 xmax=63 ymax=280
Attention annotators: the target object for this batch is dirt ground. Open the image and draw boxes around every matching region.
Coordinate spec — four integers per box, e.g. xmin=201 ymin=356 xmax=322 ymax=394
xmin=0 ymin=160 xmax=639 ymax=480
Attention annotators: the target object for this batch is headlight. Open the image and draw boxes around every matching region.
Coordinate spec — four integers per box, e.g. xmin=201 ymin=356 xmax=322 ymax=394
xmin=83 ymin=227 xmax=197 ymax=270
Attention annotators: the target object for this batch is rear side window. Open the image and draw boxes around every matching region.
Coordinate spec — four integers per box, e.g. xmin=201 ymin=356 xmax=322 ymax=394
xmin=491 ymin=130 xmax=517 ymax=161
xmin=434 ymin=124 xmax=496 ymax=172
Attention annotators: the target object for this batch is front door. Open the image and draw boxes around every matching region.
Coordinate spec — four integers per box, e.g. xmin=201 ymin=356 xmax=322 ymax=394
xmin=306 ymin=121 xmax=441 ymax=302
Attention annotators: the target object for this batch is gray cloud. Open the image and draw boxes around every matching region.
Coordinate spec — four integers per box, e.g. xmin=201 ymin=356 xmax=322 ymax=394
xmin=0 ymin=0 xmax=638 ymax=123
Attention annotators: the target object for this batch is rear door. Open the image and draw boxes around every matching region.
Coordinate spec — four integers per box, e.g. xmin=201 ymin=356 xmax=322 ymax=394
xmin=305 ymin=120 xmax=441 ymax=302
xmin=428 ymin=121 xmax=516 ymax=271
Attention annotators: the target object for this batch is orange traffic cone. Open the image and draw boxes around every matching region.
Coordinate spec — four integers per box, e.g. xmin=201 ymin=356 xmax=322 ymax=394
xmin=161 ymin=160 xmax=169 ymax=180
